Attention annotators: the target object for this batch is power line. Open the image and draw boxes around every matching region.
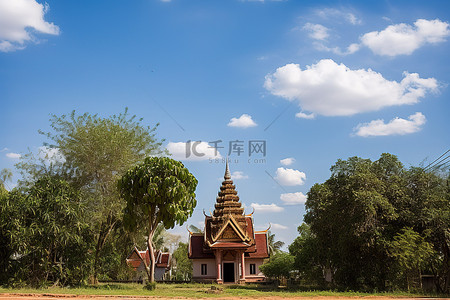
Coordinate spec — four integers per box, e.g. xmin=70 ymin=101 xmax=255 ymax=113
xmin=424 ymin=149 xmax=450 ymax=171
xmin=425 ymin=155 xmax=450 ymax=172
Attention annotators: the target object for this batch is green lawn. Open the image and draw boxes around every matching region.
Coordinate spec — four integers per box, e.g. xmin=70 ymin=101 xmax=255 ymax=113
xmin=0 ymin=283 xmax=442 ymax=298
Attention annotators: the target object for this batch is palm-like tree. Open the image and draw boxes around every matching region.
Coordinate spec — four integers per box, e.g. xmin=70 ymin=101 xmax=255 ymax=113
xmin=267 ymin=230 xmax=284 ymax=256
xmin=188 ymin=225 xmax=203 ymax=233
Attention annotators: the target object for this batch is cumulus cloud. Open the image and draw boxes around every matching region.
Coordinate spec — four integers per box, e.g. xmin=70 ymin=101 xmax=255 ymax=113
xmin=231 ymin=171 xmax=248 ymax=180
xmin=295 ymin=112 xmax=316 ymax=119
xmin=315 ymin=8 xmax=361 ymax=25
xmin=271 ymin=223 xmax=288 ymax=230
xmin=227 ymin=114 xmax=257 ymax=128
xmin=264 ymin=59 xmax=438 ymax=117
xmin=167 ymin=141 xmax=222 ymax=161
xmin=275 ymin=167 xmax=306 ymax=186
xmin=280 ymin=192 xmax=307 ymax=205
xmin=354 ymin=112 xmax=426 ymax=137
xmin=360 ymin=19 xmax=450 ymax=56
xmin=280 ymin=157 xmax=295 ymax=166
xmin=0 ymin=0 xmax=60 ymax=52
xmin=250 ymin=203 xmax=284 ymax=213
xmin=315 ymin=42 xmax=360 ymax=55
xmin=6 ymin=152 xmax=21 ymax=159
xmin=303 ymin=23 xmax=329 ymax=41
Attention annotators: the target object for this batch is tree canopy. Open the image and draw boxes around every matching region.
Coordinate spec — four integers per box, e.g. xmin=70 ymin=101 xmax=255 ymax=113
xmin=15 ymin=108 xmax=165 ymax=283
xmin=291 ymin=153 xmax=449 ymax=292
xmin=118 ymin=156 xmax=198 ymax=282
xmin=0 ymin=176 xmax=92 ymax=286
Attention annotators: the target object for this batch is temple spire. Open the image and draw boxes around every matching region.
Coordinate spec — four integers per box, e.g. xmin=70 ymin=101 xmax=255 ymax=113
xmin=224 ymin=157 xmax=231 ymax=180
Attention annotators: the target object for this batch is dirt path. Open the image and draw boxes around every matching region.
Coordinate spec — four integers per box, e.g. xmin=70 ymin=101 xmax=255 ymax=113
xmin=0 ymin=294 xmax=446 ymax=300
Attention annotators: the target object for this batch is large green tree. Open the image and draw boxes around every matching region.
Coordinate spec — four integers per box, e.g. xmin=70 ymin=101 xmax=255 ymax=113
xmin=297 ymin=153 xmax=449 ymax=291
xmin=1 ymin=176 xmax=91 ymax=286
xmin=16 ymin=109 xmax=164 ymax=282
xmin=118 ymin=156 xmax=198 ymax=283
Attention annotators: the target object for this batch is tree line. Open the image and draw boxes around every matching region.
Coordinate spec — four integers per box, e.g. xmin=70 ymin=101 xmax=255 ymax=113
xmin=0 ymin=109 xmax=448 ymax=293
xmin=0 ymin=109 xmax=196 ymax=286
xmin=261 ymin=153 xmax=449 ymax=293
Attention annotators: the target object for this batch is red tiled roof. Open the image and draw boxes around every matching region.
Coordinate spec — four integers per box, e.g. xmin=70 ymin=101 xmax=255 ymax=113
xmin=156 ymin=253 xmax=170 ymax=268
xmin=247 ymin=232 xmax=269 ymax=258
xmin=189 ymin=234 xmax=214 ymax=259
xmin=126 ymin=248 xmax=171 ymax=270
xmin=188 ymin=230 xmax=269 ymax=258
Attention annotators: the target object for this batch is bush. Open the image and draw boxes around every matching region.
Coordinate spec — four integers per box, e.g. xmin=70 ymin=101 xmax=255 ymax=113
xmin=144 ymin=282 xmax=156 ymax=290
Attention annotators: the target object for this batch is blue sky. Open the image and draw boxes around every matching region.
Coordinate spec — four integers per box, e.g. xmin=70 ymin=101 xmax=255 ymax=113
xmin=1 ymin=0 xmax=449 ymax=247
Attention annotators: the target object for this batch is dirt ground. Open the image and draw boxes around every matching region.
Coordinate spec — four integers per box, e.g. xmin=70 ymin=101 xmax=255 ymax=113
xmin=0 ymin=294 xmax=446 ymax=300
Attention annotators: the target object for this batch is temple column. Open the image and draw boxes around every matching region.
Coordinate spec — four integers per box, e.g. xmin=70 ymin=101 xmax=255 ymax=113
xmin=239 ymin=251 xmax=246 ymax=284
xmin=216 ymin=250 xmax=223 ymax=284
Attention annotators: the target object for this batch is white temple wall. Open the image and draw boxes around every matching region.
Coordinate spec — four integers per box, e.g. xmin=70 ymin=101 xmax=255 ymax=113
xmin=245 ymin=258 xmax=265 ymax=277
xmin=192 ymin=259 xmax=216 ymax=278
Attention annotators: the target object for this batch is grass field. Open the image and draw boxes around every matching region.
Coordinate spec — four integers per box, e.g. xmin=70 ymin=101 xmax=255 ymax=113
xmin=0 ymin=283 xmax=443 ymax=298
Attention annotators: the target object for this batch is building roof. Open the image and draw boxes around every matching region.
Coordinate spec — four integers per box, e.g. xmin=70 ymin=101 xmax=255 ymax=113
xmin=126 ymin=247 xmax=171 ymax=270
xmin=188 ymin=163 xmax=269 ymax=259
xmin=204 ymin=162 xmax=254 ymax=248
xmin=247 ymin=232 xmax=269 ymax=258
xmin=189 ymin=231 xmax=269 ymax=259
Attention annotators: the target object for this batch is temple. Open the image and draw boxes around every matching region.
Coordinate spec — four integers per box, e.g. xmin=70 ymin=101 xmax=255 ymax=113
xmin=188 ymin=161 xmax=269 ymax=283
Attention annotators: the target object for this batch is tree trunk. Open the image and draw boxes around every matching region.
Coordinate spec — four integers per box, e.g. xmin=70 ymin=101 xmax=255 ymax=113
xmin=92 ymin=217 xmax=117 ymax=284
xmin=146 ymin=230 xmax=156 ymax=283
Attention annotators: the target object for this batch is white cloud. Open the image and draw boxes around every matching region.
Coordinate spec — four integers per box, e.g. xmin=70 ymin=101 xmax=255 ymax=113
xmin=315 ymin=8 xmax=361 ymax=25
xmin=0 ymin=0 xmax=60 ymax=52
xmin=314 ymin=42 xmax=360 ymax=55
xmin=271 ymin=223 xmax=288 ymax=230
xmin=354 ymin=112 xmax=426 ymax=137
xmin=6 ymin=152 xmax=21 ymax=159
xmin=227 ymin=114 xmax=257 ymax=128
xmin=275 ymin=167 xmax=306 ymax=186
xmin=0 ymin=148 xmax=9 ymax=152
xmin=303 ymin=23 xmax=329 ymax=41
xmin=295 ymin=112 xmax=316 ymax=119
xmin=250 ymin=203 xmax=284 ymax=213
xmin=280 ymin=192 xmax=307 ymax=205
xmin=360 ymin=19 xmax=450 ymax=56
xmin=280 ymin=157 xmax=295 ymax=166
xmin=167 ymin=141 xmax=222 ymax=161
xmin=264 ymin=59 xmax=438 ymax=117
xmin=38 ymin=146 xmax=65 ymax=164
xmin=231 ymin=171 xmax=248 ymax=180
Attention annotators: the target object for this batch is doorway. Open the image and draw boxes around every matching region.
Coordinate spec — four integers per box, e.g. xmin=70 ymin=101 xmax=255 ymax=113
xmin=223 ymin=263 xmax=235 ymax=283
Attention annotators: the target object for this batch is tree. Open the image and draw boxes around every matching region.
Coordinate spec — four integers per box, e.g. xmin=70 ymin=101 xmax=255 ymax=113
xmin=390 ymin=227 xmax=436 ymax=291
xmin=188 ymin=225 xmax=203 ymax=233
xmin=16 ymin=108 xmax=164 ymax=283
xmin=297 ymin=153 xmax=449 ymax=291
xmin=0 ymin=168 xmax=12 ymax=191
xmin=118 ymin=156 xmax=198 ymax=283
xmin=289 ymin=223 xmax=325 ymax=284
xmin=268 ymin=230 xmax=285 ymax=256
xmin=1 ymin=176 xmax=91 ymax=286
xmin=259 ymin=252 xmax=294 ymax=283
xmin=171 ymin=242 xmax=192 ymax=281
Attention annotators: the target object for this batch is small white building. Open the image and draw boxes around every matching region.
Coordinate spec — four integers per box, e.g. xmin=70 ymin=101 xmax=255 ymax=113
xmin=188 ymin=162 xmax=269 ymax=284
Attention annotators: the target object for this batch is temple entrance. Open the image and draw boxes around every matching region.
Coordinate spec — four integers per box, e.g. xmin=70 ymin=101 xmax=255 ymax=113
xmin=223 ymin=263 xmax=235 ymax=283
